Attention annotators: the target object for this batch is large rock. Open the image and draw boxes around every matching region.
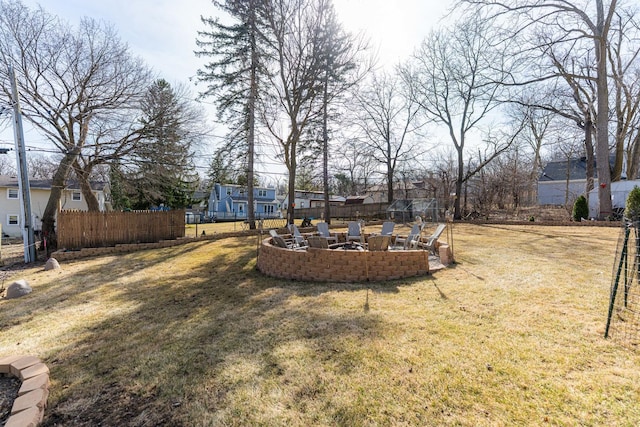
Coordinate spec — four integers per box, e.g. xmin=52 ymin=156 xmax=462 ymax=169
xmin=44 ymin=258 xmax=60 ymax=271
xmin=4 ymin=279 xmax=32 ymax=299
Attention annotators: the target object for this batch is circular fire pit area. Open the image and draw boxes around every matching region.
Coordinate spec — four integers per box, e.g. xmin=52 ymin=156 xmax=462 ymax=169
xmin=257 ymin=233 xmax=432 ymax=282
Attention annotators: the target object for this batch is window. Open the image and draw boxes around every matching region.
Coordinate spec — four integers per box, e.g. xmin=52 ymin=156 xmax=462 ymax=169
xmin=226 ymin=188 xmax=232 ymax=195
xmin=7 ymin=214 xmax=18 ymax=225
xmin=258 ymin=189 xmax=267 ymax=197
xmin=7 ymin=188 xmax=18 ymax=199
xmin=238 ymin=204 xmax=244 ymax=212
xmin=72 ymin=191 xmax=82 ymax=201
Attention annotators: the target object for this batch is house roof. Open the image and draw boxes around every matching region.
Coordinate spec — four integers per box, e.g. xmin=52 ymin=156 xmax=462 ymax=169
xmin=539 ymin=155 xmax=619 ymax=182
xmin=344 ymin=195 xmax=372 ymax=205
xmin=294 ymin=190 xmax=325 ymax=200
xmin=539 ymin=158 xmax=588 ymax=181
xmin=0 ymin=175 xmax=106 ymax=191
xmin=367 ymin=181 xmax=427 ymax=193
xmin=287 ymin=190 xmax=345 ymax=202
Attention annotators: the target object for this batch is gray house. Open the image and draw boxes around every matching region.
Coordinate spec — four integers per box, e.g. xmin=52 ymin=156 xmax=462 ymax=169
xmin=538 ymin=157 xmax=591 ymax=206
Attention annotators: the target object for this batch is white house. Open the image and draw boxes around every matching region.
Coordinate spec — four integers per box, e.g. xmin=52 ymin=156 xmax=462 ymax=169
xmin=0 ymin=175 xmax=107 ymax=237
xmin=588 ymin=179 xmax=640 ymax=219
xmin=537 ymin=157 xmax=590 ymax=206
xmin=281 ymin=190 xmax=345 ymax=210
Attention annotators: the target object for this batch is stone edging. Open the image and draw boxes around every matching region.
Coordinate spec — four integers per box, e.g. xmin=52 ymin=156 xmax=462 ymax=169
xmin=49 ymin=230 xmax=261 ymax=261
xmin=0 ymin=355 xmax=50 ymax=426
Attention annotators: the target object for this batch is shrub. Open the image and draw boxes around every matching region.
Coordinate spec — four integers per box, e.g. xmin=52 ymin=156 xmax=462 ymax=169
xmin=625 ymin=186 xmax=640 ymax=220
xmin=572 ymin=195 xmax=589 ymax=221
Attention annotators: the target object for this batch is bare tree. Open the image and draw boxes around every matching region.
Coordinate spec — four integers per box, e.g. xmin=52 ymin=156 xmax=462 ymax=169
xmin=351 ymin=71 xmax=422 ymax=203
xmin=507 ymin=59 xmax=599 ymax=198
xmin=507 ymin=86 xmax=579 ymax=199
xmin=549 ymin=128 xmax=587 ymax=209
xmin=423 ymin=150 xmax=458 ymax=212
xmin=261 ymin=0 xmax=326 ymax=225
xmin=403 ymin=15 xmax=515 ymax=219
xmin=609 ymin=10 xmax=640 ymax=179
xmin=27 ymin=154 xmax=57 ymax=180
xmin=196 ymin=0 xmax=270 ymax=229
xmin=542 ymin=33 xmax=602 ymax=198
xmin=0 ymin=1 xmax=152 ymax=247
xmin=459 ymin=0 xmax=624 ymax=218
xmin=0 ymin=153 xmax=15 ymax=176
xmin=331 ymin=137 xmax=379 ymax=197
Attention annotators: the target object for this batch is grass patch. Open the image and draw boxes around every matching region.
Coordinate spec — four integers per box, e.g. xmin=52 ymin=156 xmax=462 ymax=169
xmin=1 ymin=224 xmax=639 ymax=426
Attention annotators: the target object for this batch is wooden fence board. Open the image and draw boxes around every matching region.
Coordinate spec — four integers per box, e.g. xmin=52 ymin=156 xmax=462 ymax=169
xmin=58 ymin=210 xmax=186 ymax=249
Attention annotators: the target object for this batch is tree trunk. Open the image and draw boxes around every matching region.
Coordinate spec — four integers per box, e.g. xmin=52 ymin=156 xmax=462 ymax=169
xmin=613 ymin=73 xmax=625 ymax=181
xmin=41 ymin=149 xmax=80 ymax=250
xmin=628 ymin=131 xmax=640 ymax=179
xmin=322 ymin=67 xmax=331 ymax=224
xmin=584 ymin=116 xmax=596 ymax=197
xmin=454 ymin=146 xmax=464 ymax=219
xmin=287 ymin=165 xmax=296 ymax=225
xmin=387 ymin=169 xmax=394 ymax=203
xmin=595 ymin=0 xmax=613 ymax=219
xmin=246 ymin=0 xmax=257 ymax=230
xmin=72 ymin=160 xmax=100 ymax=211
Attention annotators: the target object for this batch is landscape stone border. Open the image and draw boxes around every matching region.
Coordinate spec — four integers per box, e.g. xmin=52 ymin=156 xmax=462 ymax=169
xmin=49 ymin=230 xmax=258 ymax=262
xmin=257 ymin=234 xmax=434 ymax=282
xmin=0 ymin=355 xmax=50 ymax=427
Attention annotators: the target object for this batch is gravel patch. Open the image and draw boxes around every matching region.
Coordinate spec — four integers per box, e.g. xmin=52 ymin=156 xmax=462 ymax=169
xmin=0 ymin=374 xmax=20 ymax=426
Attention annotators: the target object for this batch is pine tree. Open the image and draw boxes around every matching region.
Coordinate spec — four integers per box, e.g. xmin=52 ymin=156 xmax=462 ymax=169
xmin=123 ymin=79 xmax=200 ymax=209
xmin=312 ymin=0 xmax=367 ymax=223
xmin=109 ymin=162 xmax=131 ymax=210
xmin=196 ymin=0 xmax=268 ymax=229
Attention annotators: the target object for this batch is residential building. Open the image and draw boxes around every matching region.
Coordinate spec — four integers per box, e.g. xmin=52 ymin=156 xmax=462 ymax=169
xmin=0 ymin=175 xmax=107 ymax=237
xmin=207 ymin=183 xmax=280 ymax=220
xmin=344 ymin=195 xmax=374 ymax=205
xmin=367 ymin=181 xmax=433 ymax=203
xmin=281 ymin=190 xmax=345 ymax=210
xmin=587 ymin=179 xmax=640 ymax=219
xmin=537 ymin=157 xmax=590 ymax=206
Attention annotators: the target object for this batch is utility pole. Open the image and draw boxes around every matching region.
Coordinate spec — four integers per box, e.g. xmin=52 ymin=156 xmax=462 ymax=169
xmin=9 ymin=65 xmax=36 ymax=263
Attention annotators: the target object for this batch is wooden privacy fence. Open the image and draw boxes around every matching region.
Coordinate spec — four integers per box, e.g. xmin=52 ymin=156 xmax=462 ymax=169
xmin=57 ymin=210 xmax=186 ymax=250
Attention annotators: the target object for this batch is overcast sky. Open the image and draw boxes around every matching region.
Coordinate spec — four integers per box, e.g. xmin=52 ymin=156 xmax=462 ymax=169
xmin=10 ymin=0 xmax=455 ymax=175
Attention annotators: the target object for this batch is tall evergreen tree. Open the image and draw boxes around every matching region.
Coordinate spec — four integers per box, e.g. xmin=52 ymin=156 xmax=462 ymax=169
xmin=196 ymin=0 xmax=268 ymax=229
xmin=121 ymin=79 xmax=200 ymax=209
xmin=109 ymin=162 xmax=131 ymax=210
xmin=312 ymin=0 xmax=368 ymax=223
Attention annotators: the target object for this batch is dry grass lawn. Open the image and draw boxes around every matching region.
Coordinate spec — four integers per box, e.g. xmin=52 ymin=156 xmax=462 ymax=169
xmin=1 ymin=223 xmax=639 ymax=426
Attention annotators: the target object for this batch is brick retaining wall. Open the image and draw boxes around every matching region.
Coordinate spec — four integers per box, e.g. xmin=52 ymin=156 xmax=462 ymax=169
xmin=257 ymin=238 xmax=430 ymax=282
